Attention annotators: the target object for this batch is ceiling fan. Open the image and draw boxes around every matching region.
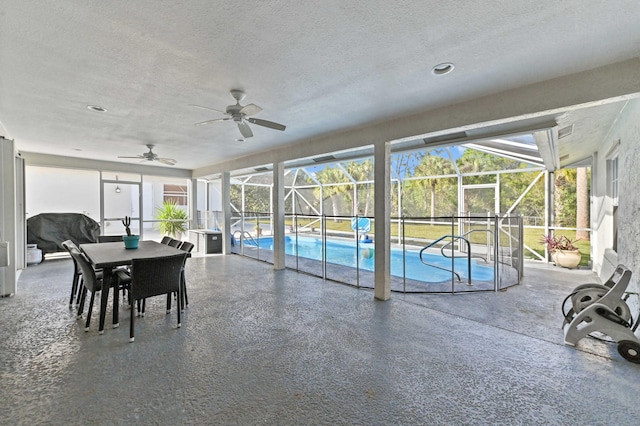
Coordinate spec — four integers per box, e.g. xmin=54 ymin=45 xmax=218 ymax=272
xmin=118 ymin=144 xmax=177 ymax=166
xmin=191 ymin=89 xmax=286 ymax=138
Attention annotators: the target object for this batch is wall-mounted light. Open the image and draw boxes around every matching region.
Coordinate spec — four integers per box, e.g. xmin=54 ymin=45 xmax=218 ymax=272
xmin=115 ymin=186 xmax=121 ymax=193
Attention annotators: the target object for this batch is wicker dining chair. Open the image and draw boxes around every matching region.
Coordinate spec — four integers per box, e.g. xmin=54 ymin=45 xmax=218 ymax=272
xmin=128 ymin=252 xmax=187 ymax=342
xmin=167 ymin=238 xmax=181 ymax=248
xmin=177 ymin=241 xmax=194 ymax=310
xmin=66 ymin=245 xmax=106 ymax=331
xmin=61 ymin=240 xmax=83 ymax=307
xmin=61 ymin=240 xmax=103 ymax=308
xmin=160 ymin=236 xmax=173 ymax=245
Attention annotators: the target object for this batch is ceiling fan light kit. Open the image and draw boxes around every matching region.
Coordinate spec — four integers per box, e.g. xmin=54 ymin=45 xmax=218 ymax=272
xmin=191 ymin=90 xmax=286 ymax=138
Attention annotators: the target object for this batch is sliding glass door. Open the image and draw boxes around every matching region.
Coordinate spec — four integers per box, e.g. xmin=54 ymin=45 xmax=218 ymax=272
xmin=101 ymin=173 xmax=142 ymax=238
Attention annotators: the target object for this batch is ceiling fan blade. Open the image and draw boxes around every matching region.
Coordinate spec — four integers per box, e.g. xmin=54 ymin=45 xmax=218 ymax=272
xmin=118 ymin=155 xmax=144 ymax=159
xmin=194 ymin=117 xmax=232 ymax=126
xmin=247 ymin=118 xmax=286 ymax=131
xmin=239 ymin=103 xmax=262 ymax=116
xmin=157 ymin=158 xmax=177 ymax=166
xmin=189 ymin=104 xmax=227 ymax=114
xmin=237 ymin=120 xmax=254 ymax=138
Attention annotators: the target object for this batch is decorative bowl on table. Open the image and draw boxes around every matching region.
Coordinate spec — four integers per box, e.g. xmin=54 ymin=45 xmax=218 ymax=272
xmin=123 ymin=235 xmax=140 ymax=249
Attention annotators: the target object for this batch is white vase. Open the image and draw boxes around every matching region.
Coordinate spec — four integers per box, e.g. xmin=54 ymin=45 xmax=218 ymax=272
xmin=552 ymin=249 xmax=581 ymax=268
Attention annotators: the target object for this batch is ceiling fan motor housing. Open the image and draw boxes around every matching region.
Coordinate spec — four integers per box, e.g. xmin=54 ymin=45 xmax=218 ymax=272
xmin=226 ymin=104 xmax=244 ymax=119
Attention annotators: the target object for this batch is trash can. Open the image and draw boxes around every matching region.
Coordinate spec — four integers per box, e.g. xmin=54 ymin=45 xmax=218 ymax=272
xmin=189 ymin=230 xmax=222 ymax=254
xmin=26 ymin=244 xmax=43 ymax=265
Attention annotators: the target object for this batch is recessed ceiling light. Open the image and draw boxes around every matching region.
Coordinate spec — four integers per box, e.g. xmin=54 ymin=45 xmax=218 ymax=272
xmin=87 ymin=105 xmax=107 ymax=112
xmin=432 ymin=62 xmax=455 ymax=76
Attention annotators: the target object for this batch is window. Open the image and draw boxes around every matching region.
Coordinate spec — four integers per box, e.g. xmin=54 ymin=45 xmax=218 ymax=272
xmin=164 ymin=184 xmax=188 ymax=206
xmin=610 ymin=155 xmax=618 ymax=207
xmin=607 ymin=151 xmax=619 ymax=251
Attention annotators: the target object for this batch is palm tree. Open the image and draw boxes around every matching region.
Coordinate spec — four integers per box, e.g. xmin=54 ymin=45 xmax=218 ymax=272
xmin=346 ymin=160 xmax=374 ymax=216
xmin=314 ymin=166 xmax=351 ymax=219
xmin=413 ymin=152 xmax=456 ymax=221
xmin=576 ymin=167 xmax=590 ymax=240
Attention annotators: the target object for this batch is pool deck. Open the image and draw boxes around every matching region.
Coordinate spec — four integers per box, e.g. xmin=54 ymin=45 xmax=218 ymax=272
xmin=2 ymin=253 xmax=639 ymax=424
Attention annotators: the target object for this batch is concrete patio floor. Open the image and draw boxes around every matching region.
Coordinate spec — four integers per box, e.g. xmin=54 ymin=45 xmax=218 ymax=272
xmin=1 ymin=254 xmax=639 ymax=425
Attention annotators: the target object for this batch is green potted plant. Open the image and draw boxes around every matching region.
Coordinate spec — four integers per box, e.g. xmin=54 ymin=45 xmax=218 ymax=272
xmin=122 ymin=216 xmax=139 ymax=249
xmin=540 ymin=233 xmax=581 ymax=268
xmin=155 ymin=200 xmax=188 ymax=239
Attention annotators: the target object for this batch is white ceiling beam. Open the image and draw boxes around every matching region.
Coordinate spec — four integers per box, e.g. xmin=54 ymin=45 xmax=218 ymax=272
xmin=193 ymin=58 xmax=640 ymax=178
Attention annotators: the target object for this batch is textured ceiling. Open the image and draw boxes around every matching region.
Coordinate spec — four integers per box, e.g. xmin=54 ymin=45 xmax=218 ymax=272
xmin=1 ymin=1 xmax=640 ymax=172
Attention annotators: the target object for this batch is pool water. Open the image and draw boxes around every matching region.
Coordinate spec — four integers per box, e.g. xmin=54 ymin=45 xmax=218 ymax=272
xmin=246 ymin=235 xmax=493 ymax=283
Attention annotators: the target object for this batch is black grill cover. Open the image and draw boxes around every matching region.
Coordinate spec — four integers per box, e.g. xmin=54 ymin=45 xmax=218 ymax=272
xmin=27 ymin=213 xmax=100 ymax=255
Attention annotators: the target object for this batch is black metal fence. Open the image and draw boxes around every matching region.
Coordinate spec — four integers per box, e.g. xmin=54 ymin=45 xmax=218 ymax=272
xmin=230 ymin=213 xmax=523 ymax=294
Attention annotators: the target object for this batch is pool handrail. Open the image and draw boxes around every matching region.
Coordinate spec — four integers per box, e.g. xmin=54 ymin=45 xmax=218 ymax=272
xmin=419 ymin=235 xmax=472 ymax=284
xmin=233 ymin=230 xmax=259 ymax=247
xmin=442 ymin=229 xmax=492 ymax=263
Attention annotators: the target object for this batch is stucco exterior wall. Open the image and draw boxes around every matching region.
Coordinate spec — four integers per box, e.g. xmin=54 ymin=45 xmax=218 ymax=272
xmin=597 ymin=98 xmax=640 ymax=315
xmin=591 ymin=134 xmax=617 ymax=279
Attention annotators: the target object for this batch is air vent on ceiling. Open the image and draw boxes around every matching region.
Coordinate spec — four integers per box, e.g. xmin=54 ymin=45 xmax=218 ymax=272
xmin=423 ymin=131 xmax=467 ymax=145
xmin=560 ymin=154 xmax=570 ymax=161
xmin=312 ymin=155 xmax=336 ymax=163
xmin=558 ymin=125 xmax=574 ymax=139
xmin=254 ymin=167 xmax=270 ymax=172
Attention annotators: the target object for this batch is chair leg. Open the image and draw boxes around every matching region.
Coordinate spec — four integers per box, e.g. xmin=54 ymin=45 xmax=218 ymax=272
xmin=181 ymin=270 xmax=189 ymax=310
xmin=75 ymin=281 xmax=84 ymax=305
xmin=77 ymin=286 xmax=87 ymax=320
xmin=166 ymin=293 xmax=172 ymax=314
xmin=129 ymin=299 xmax=135 ymax=343
xmin=177 ymin=288 xmax=181 ymax=328
xmin=69 ymin=273 xmax=80 ymax=307
xmin=112 ymin=285 xmax=120 ymax=328
xmin=85 ymin=291 xmax=95 ymax=331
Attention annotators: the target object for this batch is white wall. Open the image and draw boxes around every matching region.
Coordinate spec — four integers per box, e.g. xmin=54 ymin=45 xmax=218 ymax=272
xmin=617 ymin=99 xmax=640 ymax=316
xmin=26 ymin=166 xmax=100 ymax=218
xmin=0 ymin=138 xmax=19 ymax=295
xmin=208 ymin=180 xmax=222 ymax=210
xmin=591 ymin=140 xmax=617 ymax=278
xmin=593 ymin=98 xmax=640 ymax=315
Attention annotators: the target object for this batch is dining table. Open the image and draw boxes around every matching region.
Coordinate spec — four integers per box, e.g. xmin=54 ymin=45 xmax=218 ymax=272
xmin=80 ymin=240 xmax=189 ymax=334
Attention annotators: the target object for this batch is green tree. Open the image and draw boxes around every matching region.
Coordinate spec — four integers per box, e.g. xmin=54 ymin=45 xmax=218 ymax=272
xmin=457 ymin=148 xmax=545 ymax=217
xmin=345 ymin=159 xmax=374 ymax=216
xmin=554 ymin=168 xmax=578 ymax=227
xmin=314 ymin=166 xmax=351 ymax=219
xmin=155 ymin=200 xmax=188 ymax=238
xmin=576 ymin=167 xmax=590 ymax=240
xmin=230 ymin=183 xmax=271 ymax=213
xmin=411 ymin=152 xmax=456 ymax=220
xmin=391 ymin=151 xmax=425 ymax=216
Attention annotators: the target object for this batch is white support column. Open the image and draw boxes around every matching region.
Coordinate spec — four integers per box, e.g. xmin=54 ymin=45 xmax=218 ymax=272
xmin=0 ymin=137 xmax=18 ymax=296
xmin=273 ymin=161 xmax=285 ymax=270
xmin=190 ymin=178 xmax=199 ymax=229
xmin=544 ymin=170 xmax=555 ymax=261
xmin=374 ymin=141 xmax=391 ymax=301
xmin=221 ymin=172 xmax=231 ymax=255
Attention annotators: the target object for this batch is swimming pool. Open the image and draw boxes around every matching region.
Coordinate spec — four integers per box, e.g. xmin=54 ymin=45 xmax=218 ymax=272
xmin=245 ymin=235 xmax=493 ymax=282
